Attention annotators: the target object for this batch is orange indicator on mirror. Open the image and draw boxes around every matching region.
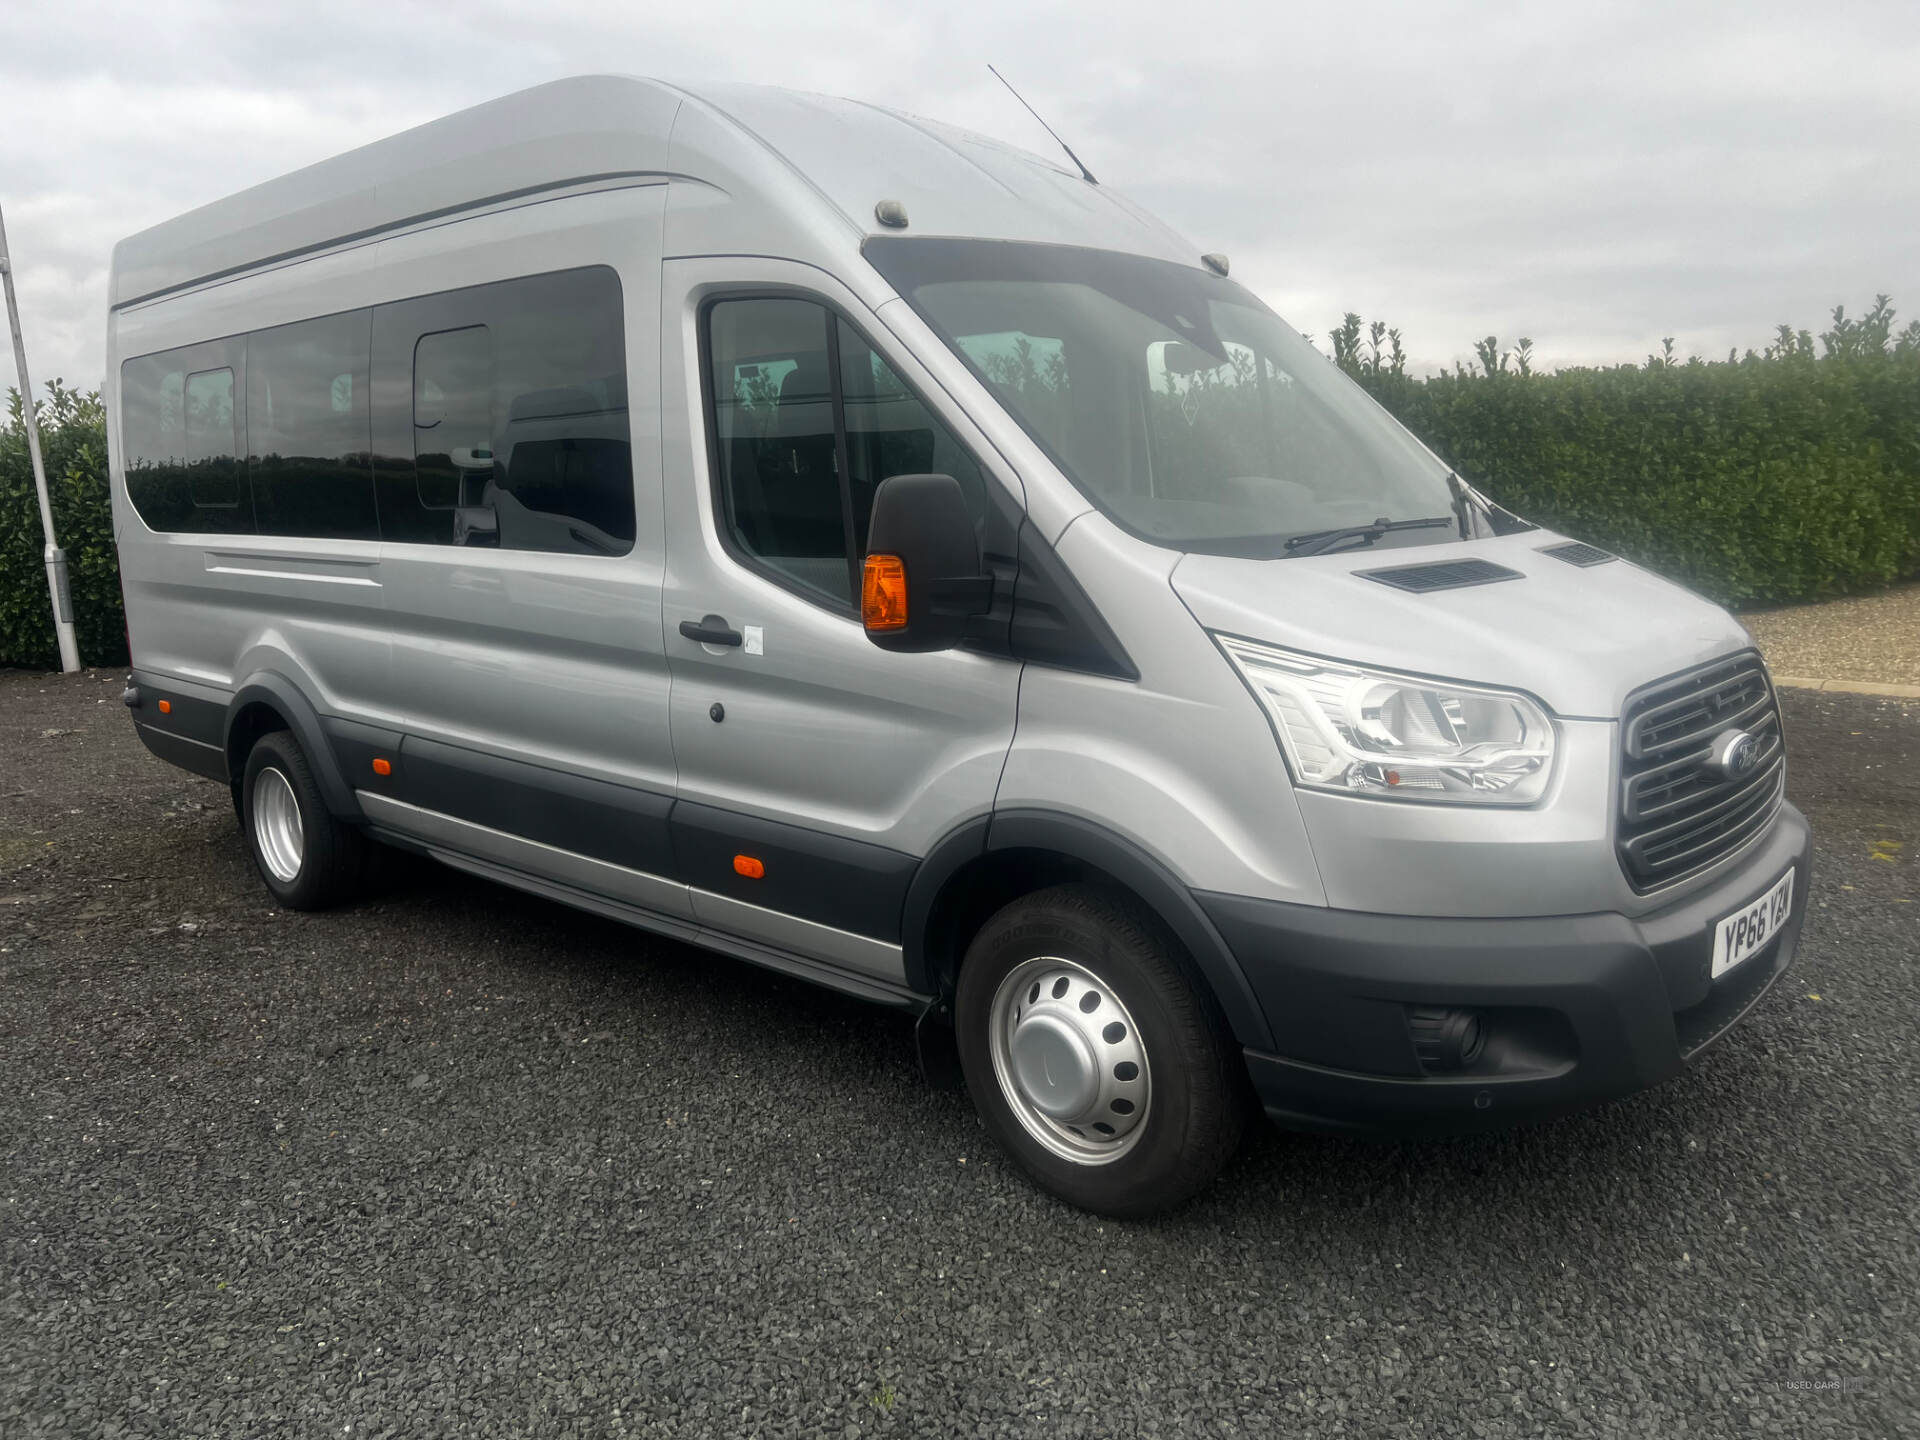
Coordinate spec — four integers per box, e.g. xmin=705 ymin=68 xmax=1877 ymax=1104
xmin=862 ymin=554 xmax=908 ymax=632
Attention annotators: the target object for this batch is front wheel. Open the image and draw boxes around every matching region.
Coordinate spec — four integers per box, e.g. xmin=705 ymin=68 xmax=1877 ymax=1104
xmin=955 ymin=884 xmax=1248 ymax=1216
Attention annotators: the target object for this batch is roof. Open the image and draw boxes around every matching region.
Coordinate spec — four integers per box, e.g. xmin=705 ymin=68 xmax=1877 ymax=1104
xmin=109 ymin=75 xmax=1200 ymax=309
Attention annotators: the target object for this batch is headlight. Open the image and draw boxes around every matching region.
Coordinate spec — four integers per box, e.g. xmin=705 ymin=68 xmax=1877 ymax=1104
xmin=1216 ymin=635 xmax=1555 ymax=805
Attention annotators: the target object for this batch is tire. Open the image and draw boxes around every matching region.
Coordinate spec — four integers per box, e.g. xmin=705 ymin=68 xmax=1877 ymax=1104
xmin=955 ymin=883 xmax=1249 ymax=1217
xmin=240 ymin=729 xmax=368 ymax=910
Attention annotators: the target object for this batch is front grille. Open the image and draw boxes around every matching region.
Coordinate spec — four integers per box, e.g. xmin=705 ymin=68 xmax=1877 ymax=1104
xmin=1617 ymin=654 xmax=1785 ymax=891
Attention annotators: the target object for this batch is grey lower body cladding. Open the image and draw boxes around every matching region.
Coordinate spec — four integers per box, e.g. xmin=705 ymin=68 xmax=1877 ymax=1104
xmin=126 ymin=668 xmax=918 ymax=949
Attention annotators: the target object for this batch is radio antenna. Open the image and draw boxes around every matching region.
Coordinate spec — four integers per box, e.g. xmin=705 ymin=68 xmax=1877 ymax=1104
xmin=987 ymin=64 xmax=1097 ymax=185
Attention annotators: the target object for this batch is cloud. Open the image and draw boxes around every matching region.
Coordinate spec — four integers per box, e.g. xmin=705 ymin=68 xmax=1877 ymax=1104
xmin=2 ymin=0 xmax=1915 ymax=389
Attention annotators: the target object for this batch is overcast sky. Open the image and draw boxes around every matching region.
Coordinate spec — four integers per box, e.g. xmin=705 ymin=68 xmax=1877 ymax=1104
xmin=3 ymin=0 xmax=1916 ymax=390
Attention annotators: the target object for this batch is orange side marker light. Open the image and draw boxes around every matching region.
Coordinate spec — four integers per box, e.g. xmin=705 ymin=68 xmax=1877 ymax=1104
xmin=862 ymin=554 xmax=908 ymax=632
xmin=733 ymin=854 xmax=765 ymax=879
xmin=157 ymin=699 xmax=171 ymax=714
xmin=372 ymin=758 xmax=392 ymax=777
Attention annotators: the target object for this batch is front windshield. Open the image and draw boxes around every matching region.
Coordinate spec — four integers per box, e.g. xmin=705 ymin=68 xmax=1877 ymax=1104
xmin=865 ymin=237 xmax=1471 ymax=558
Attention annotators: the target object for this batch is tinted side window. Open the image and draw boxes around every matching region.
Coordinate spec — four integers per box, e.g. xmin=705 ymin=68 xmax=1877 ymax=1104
xmin=836 ymin=318 xmax=991 ymax=557
xmin=246 ymin=309 xmax=377 ymax=539
xmin=184 ymin=368 xmax=237 ymax=494
xmin=707 ymin=298 xmax=853 ymax=603
xmin=705 ymin=298 xmax=997 ymax=608
xmin=414 ymin=326 xmax=493 ymax=511
xmin=120 ymin=337 xmax=253 ymax=535
xmin=372 ymin=267 xmax=633 ymax=555
xmin=121 ymin=356 xmax=187 ymax=528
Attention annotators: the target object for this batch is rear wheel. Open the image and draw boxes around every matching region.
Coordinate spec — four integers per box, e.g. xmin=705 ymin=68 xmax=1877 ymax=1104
xmin=955 ymin=884 xmax=1248 ymax=1216
xmin=241 ymin=730 xmax=367 ymax=910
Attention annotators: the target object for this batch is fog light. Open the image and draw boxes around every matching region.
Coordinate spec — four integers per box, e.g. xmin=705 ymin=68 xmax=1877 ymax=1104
xmin=1409 ymin=1006 xmax=1487 ymax=1072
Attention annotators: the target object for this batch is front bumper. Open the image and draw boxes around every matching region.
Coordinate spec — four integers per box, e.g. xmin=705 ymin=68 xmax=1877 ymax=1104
xmin=1198 ymin=803 xmax=1812 ymax=1136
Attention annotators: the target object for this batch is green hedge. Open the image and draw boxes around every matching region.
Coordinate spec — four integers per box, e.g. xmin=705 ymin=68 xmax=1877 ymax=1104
xmin=4 ymin=298 xmax=1918 ymax=668
xmin=1337 ymin=299 xmax=1920 ymax=606
xmin=2 ymin=383 xmax=125 ymax=670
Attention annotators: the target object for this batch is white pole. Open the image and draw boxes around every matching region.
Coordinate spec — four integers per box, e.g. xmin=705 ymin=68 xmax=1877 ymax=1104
xmin=0 ymin=201 xmax=82 ymax=673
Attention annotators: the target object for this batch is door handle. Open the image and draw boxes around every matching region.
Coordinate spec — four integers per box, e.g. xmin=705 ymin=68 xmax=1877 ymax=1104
xmin=679 ymin=614 xmax=742 ymax=647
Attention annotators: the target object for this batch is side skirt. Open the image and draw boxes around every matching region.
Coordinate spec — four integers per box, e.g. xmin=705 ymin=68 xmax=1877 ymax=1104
xmin=359 ymin=792 xmax=926 ymax=1012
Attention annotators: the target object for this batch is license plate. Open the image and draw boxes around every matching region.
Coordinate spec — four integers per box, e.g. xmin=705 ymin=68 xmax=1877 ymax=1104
xmin=1711 ymin=869 xmax=1794 ymax=979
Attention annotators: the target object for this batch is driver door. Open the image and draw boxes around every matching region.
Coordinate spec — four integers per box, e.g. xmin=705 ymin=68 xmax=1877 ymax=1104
xmin=658 ymin=259 xmax=1024 ymax=982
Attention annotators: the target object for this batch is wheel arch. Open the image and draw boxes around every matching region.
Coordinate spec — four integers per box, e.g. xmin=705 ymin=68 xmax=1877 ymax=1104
xmin=902 ymin=808 xmax=1276 ymax=1052
xmin=223 ymin=674 xmax=362 ymax=822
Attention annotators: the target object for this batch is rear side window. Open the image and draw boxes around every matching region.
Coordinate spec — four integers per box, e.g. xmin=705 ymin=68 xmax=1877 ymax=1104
xmin=373 ymin=266 xmax=634 ymax=555
xmin=413 ymin=326 xmax=493 ymax=511
xmin=183 ymin=368 xmax=237 ymax=500
xmin=704 ymin=296 xmax=992 ymax=608
xmin=246 ymin=310 xmax=377 ymax=539
xmin=119 ymin=266 xmax=629 ymax=554
xmin=121 ymin=337 xmax=253 ymax=534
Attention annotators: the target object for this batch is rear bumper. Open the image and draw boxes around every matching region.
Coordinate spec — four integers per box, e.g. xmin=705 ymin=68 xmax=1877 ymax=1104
xmin=126 ymin=667 xmax=230 ymax=784
xmin=1198 ymin=804 xmax=1812 ymax=1136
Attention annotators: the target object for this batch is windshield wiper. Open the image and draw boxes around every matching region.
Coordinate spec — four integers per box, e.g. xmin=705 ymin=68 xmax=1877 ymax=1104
xmin=1444 ymin=472 xmax=1474 ymax=540
xmin=1444 ymin=472 xmax=1538 ymax=537
xmin=1281 ymin=516 xmax=1456 ymax=557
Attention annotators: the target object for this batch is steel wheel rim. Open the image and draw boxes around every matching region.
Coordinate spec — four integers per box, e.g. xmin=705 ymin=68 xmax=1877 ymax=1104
xmin=987 ymin=955 xmax=1151 ymax=1165
xmin=251 ymin=767 xmax=304 ymax=884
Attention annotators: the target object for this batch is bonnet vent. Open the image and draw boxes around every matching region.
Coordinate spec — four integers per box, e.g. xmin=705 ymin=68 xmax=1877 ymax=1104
xmin=1357 ymin=559 xmax=1524 ymax=593
xmin=1539 ymin=541 xmax=1616 ymax=567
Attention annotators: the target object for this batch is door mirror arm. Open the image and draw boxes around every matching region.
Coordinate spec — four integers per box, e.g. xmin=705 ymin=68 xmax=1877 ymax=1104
xmin=928 ymin=574 xmax=996 ymax=613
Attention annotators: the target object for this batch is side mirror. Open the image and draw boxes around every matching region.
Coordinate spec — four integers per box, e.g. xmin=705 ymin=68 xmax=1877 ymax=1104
xmin=862 ymin=473 xmax=993 ymax=652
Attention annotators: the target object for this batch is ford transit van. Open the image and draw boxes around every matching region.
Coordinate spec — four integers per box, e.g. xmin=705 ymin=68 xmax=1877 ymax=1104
xmin=108 ymin=77 xmax=1810 ymax=1214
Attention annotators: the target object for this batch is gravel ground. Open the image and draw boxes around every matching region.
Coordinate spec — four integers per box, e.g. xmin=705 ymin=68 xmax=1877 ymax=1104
xmin=1742 ymin=582 xmax=1920 ymax=687
xmin=2 ymin=669 xmax=1916 ymax=1438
